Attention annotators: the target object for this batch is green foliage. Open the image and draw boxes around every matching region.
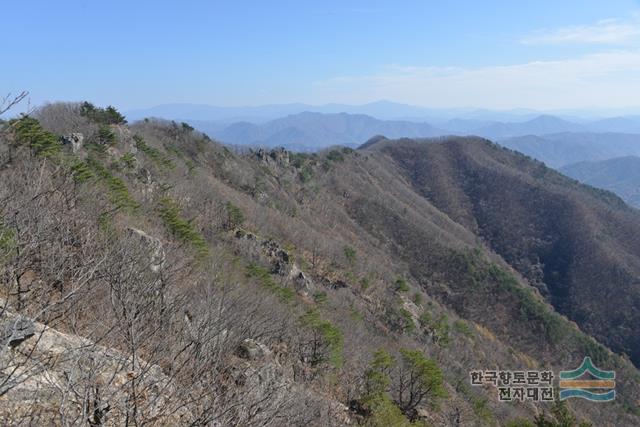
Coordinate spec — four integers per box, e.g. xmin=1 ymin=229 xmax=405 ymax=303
xmin=491 ymin=264 xmax=567 ymax=344
xmin=181 ymin=122 xmax=194 ymax=132
xmin=326 ymin=149 xmax=345 ymax=162
xmin=225 ymin=202 xmax=245 ymax=229
xmin=471 ymin=396 xmax=493 ymax=423
xmin=86 ymin=158 xmax=139 ymax=212
xmin=300 ymin=310 xmax=344 ymax=368
xmin=395 ymin=278 xmax=409 ymax=293
xmin=157 ymin=196 xmax=209 ymax=258
xmin=245 ymin=263 xmax=295 ymax=303
xmin=412 ymin=293 xmax=422 ymax=305
xmin=360 ymin=276 xmax=371 ymax=290
xmin=298 ymin=165 xmax=313 ymax=183
xmin=313 ymin=291 xmax=328 ymax=305
xmin=343 ymin=245 xmax=357 ymax=264
xmin=120 ymin=153 xmax=137 ymax=169
xmin=454 ymin=248 xmax=569 ymax=345
xmin=453 ymin=319 xmax=474 ymax=338
xmin=80 ymin=102 xmax=126 ymax=125
xmin=520 ymin=400 xmax=593 ymax=427
xmin=133 ymin=135 xmax=174 ymax=169
xmin=12 ymin=116 xmax=61 ymax=158
xmin=0 ymin=221 xmax=16 ymax=265
xmin=361 ymin=348 xmax=445 ymax=425
xmin=398 ymin=349 xmax=448 ymax=407
xmin=365 ymin=349 xmax=395 ymax=395
xmin=350 ymin=307 xmax=364 ymax=322
xmin=70 ymin=160 xmax=94 ymax=183
xmin=290 ymin=152 xmax=313 ymax=168
xmin=362 ymin=393 xmax=420 ymax=427
xmin=96 ymin=125 xmax=116 ymax=145
xmin=399 ymin=308 xmax=415 ymax=333
xmin=420 ymin=313 xmax=450 ymax=347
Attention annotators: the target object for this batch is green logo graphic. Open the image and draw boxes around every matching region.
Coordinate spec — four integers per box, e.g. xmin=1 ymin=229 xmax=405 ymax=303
xmin=559 ymin=357 xmax=615 ymax=402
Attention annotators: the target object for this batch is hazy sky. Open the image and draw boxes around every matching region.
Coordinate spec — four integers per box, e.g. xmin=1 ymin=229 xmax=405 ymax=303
xmin=4 ymin=0 xmax=640 ymax=110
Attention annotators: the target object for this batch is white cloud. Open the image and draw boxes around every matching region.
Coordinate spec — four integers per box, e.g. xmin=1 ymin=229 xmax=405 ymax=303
xmin=311 ymin=51 xmax=640 ymax=109
xmin=522 ymin=17 xmax=640 ymax=45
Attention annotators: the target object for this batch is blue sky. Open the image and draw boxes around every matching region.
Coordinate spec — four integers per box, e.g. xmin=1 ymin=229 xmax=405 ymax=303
xmin=3 ymin=0 xmax=640 ymax=110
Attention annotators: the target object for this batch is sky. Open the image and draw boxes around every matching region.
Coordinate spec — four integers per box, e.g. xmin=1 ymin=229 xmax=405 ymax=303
xmin=3 ymin=0 xmax=640 ymax=110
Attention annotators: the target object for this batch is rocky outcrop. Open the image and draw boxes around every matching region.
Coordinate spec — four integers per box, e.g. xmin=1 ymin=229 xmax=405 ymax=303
xmin=235 ymin=230 xmax=315 ymax=295
xmin=61 ymin=133 xmax=84 ymax=153
xmin=254 ymin=147 xmax=290 ymax=166
xmin=0 ymin=308 xmax=187 ymax=425
xmin=237 ymin=338 xmax=272 ymax=360
xmin=128 ymin=227 xmax=165 ymax=273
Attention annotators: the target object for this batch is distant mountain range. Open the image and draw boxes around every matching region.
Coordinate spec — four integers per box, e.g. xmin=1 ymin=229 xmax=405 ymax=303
xmin=125 ymin=100 xmax=551 ymax=124
xmin=499 ymin=132 xmax=640 ymax=168
xmin=208 ymin=112 xmax=442 ymax=150
xmin=560 ymin=156 xmax=640 ymax=208
xmin=127 ymin=103 xmax=640 ymax=155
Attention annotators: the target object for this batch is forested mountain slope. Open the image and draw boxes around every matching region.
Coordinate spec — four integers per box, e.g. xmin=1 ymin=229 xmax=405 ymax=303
xmin=561 ymin=156 xmax=640 ymax=208
xmin=0 ymin=103 xmax=638 ymax=426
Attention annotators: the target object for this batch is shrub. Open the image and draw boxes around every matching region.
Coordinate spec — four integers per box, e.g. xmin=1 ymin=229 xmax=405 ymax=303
xmin=395 ymin=278 xmax=409 ymax=293
xmin=300 ymin=310 xmax=344 ymax=368
xmin=412 ymin=293 xmax=422 ymax=305
xmin=453 ymin=319 xmax=474 ymax=338
xmin=80 ymin=102 xmax=126 ymax=125
xmin=225 ymin=202 xmax=245 ymax=229
xmin=157 ymin=196 xmax=208 ymax=258
xmin=343 ymin=246 xmax=357 ymax=265
xmin=0 ymin=221 xmax=16 ymax=265
xmin=133 ymin=135 xmax=174 ymax=169
xmin=298 ymin=165 xmax=313 ymax=183
xmin=245 ymin=263 xmax=295 ymax=303
xmin=96 ymin=125 xmax=116 ymax=145
xmin=12 ymin=116 xmax=61 ymax=158
xmin=313 ymin=291 xmax=328 ymax=305
xmin=120 ymin=153 xmax=137 ymax=169
xmin=396 ymin=349 xmax=448 ymax=415
xmin=86 ymin=158 xmax=139 ymax=212
xmin=326 ymin=149 xmax=345 ymax=162
xmin=70 ymin=160 xmax=94 ymax=183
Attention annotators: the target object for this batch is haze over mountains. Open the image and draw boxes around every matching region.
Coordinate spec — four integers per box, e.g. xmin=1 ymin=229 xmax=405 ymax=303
xmin=560 ymin=156 xmax=640 ymax=208
xmin=126 ymin=103 xmax=640 ymax=208
xmin=127 ymin=101 xmax=640 ymax=152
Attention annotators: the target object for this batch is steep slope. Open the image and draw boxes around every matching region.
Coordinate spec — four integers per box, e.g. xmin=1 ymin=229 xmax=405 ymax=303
xmin=362 ymin=137 xmax=640 ymax=368
xmin=561 ymin=156 xmax=640 ymax=207
xmin=1 ymin=104 xmax=640 ymax=425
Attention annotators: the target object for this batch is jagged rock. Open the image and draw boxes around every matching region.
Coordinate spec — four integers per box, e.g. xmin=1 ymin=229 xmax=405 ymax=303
xmin=128 ymin=227 xmax=165 ymax=273
xmin=235 ymin=229 xmax=257 ymax=240
xmin=289 ymin=264 xmax=313 ymax=294
xmin=0 ymin=308 xmax=188 ymax=425
xmin=1 ymin=315 xmax=35 ymax=348
xmin=237 ymin=338 xmax=272 ymax=360
xmin=269 ymin=147 xmax=289 ymax=164
xmin=330 ymin=280 xmax=348 ymax=290
xmin=61 ymin=132 xmax=84 ymax=153
xmin=137 ymin=167 xmax=152 ymax=184
xmin=254 ymin=147 xmax=290 ymax=166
